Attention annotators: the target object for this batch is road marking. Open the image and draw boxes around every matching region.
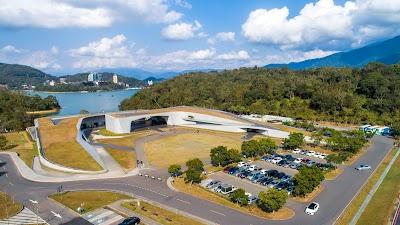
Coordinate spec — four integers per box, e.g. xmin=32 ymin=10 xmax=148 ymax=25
xmin=210 ymin=210 xmax=225 ymax=216
xmin=5 ymin=173 xmax=8 ymax=177
xmin=2 ymin=166 xmax=5 ymax=170
xmin=9 ymin=182 xmax=14 ymax=186
xmin=66 ymin=184 xmax=82 ymax=187
xmin=30 ymin=187 xmax=44 ymax=189
xmin=176 ymin=198 xmax=191 ymax=204
xmin=104 ymin=182 xmax=119 ymax=184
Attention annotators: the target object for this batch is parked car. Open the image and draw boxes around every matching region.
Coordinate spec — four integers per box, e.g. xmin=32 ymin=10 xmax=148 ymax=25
xmin=319 ymin=153 xmax=328 ymax=159
xmin=305 ymin=202 xmax=320 ymax=215
xmin=268 ymin=180 xmax=280 ymax=188
xmin=290 ymin=163 xmax=298 ymax=169
xmin=247 ymin=171 xmax=260 ymax=180
xmin=228 ymin=167 xmax=239 ymax=175
xmin=206 ymin=180 xmax=221 ymax=189
xmin=274 ymin=172 xmax=286 ymax=180
xmin=283 ymin=162 xmax=291 ymax=168
xmin=301 ymin=158 xmax=310 ymax=164
xmin=300 ymin=150 xmax=308 ymax=155
xmin=276 ymin=181 xmax=289 ymax=190
xmin=293 ymin=158 xmax=302 ymax=164
xmin=119 ymin=217 xmax=140 ymax=225
xmin=355 ymin=164 xmax=371 ymax=170
xmin=260 ymin=177 xmax=273 ymax=186
xmin=266 ymin=169 xmax=278 ymax=177
xmin=248 ymin=196 xmax=260 ymax=204
xmin=314 ymin=152 xmax=321 ymax=158
xmin=292 ymin=148 xmax=301 ymax=154
xmin=252 ymin=174 xmax=265 ymax=183
xmin=214 ymin=185 xmax=222 ymax=193
xmin=238 ymin=161 xmax=247 ymax=167
xmin=296 ymin=164 xmax=304 ymax=170
xmin=306 ymin=151 xmax=316 ymax=156
xmin=240 ymin=170 xmax=251 ymax=179
xmin=223 ymin=166 xmax=232 ymax=173
xmin=307 ymin=161 xmax=316 ymax=167
xmin=280 ymin=175 xmax=292 ymax=182
xmin=260 ymin=156 xmax=269 ymax=161
xmin=277 ymin=159 xmax=288 ymax=166
xmin=266 ymin=156 xmax=275 ymax=162
xmin=233 ymin=167 xmax=245 ymax=176
xmin=286 ymin=186 xmax=296 ymax=195
xmin=271 ymin=157 xmax=283 ymax=164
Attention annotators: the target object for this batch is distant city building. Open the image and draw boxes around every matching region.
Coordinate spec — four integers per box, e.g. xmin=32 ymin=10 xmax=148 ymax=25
xmin=147 ymin=80 xmax=153 ymax=86
xmin=113 ymin=74 xmax=118 ymax=84
xmin=60 ymin=78 xmax=67 ymax=84
xmin=49 ymin=80 xmax=55 ymax=86
xmin=88 ymin=72 xmax=102 ymax=82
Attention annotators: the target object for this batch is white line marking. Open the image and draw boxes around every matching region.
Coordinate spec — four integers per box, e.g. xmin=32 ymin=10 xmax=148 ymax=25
xmin=210 ymin=210 xmax=225 ymax=216
xmin=176 ymin=199 xmax=191 ymax=204
xmin=9 ymin=182 xmax=14 ymax=186
xmin=66 ymin=184 xmax=82 ymax=187
xmin=5 ymin=173 xmax=8 ymax=177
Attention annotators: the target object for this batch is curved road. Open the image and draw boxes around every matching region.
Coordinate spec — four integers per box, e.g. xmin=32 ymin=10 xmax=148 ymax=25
xmin=0 ymin=136 xmax=394 ymax=225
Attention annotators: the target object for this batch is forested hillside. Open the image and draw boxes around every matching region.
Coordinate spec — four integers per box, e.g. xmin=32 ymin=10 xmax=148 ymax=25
xmin=120 ymin=62 xmax=400 ymax=126
xmin=0 ymin=63 xmax=56 ymax=88
xmin=0 ymin=90 xmax=60 ymax=132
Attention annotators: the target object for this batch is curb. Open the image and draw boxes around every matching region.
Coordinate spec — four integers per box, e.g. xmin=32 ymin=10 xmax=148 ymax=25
xmin=166 ymin=177 xmax=179 ymax=192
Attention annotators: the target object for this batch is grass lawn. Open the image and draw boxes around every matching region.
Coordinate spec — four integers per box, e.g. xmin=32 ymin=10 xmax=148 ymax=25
xmin=97 ymin=130 xmax=157 ymax=148
xmin=1 ymin=132 xmax=37 ymax=168
xmin=104 ymin=147 xmax=136 ymax=172
xmin=144 ymin=133 xmax=244 ymax=168
xmin=336 ymin=147 xmax=398 ymax=225
xmin=292 ymin=185 xmax=324 ymax=202
xmin=98 ymin=129 xmax=129 ymax=136
xmin=172 ymin=177 xmax=294 ymax=220
xmin=38 ymin=117 xmax=102 ymax=171
xmin=49 ymin=191 xmax=132 ymax=214
xmin=324 ymin=168 xmax=344 ymax=180
xmin=122 ymin=201 xmax=205 ymax=225
xmin=355 ymin=149 xmax=400 ymax=225
xmin=0 ymin=192 xmax=23 ymax=219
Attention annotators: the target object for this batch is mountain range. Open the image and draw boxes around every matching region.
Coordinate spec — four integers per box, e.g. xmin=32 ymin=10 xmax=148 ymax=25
xmin=265 ymin=35 xmax=400 ymax=69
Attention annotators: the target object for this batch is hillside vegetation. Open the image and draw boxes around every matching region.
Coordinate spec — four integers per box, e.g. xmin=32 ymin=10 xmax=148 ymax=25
xmin=120 ymin=62 xmax=400 ymax=127
xmin=0 ymin=63 xmax=55 ymax=88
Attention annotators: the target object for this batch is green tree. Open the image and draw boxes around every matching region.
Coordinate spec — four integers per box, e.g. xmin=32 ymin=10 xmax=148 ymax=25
xmin=230 ymin=188 xmax=248 ymax=206
xmin=258 ymin=138 xmax=278 ymax=154
xmin=168 ymin=164 xmax=182 ymax=176
xmin=186 ymin=158 xmax=204 ymax=171
xmin=283 ymin=132 xmax=305 ymax=150
xmin=325 ymin=154 xmax=344 ymax=165
xmin=184 ymin=168 xmax=202 ymax=184
xmin=292 ymin=166 xmax=324 ymax=197
xmin=227 ymin=148 xmax=242 ymax=164
xmin=80 ymin=109 xmax=89 ymax=114
xmin=241 ymin=140 xmax=259 ymax=157
xmin=338 ymin=151 xmax=353 ymax=161
xmin=0 ymin=135 xmax=7 ymax=149
xmin=257 ymin=189 xmax=288 ymax=213
xmin=210 ymin=146 xmax=241 ymax=167
xmin=311 ymin=131 xmax=324 ymax=148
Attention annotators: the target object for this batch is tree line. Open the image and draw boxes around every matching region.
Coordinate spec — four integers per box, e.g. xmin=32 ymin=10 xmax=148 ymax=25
xmin=120 ymin=62 xmax=400 ymax=127
xmin=0 ymin=90 xmax=60 ymax=132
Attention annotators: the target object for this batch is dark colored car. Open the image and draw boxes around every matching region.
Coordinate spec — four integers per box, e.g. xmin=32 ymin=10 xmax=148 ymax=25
xmin=260 ymin=177 xmax=273 ymax=186
xmin=260 ymin=156 xmax=269 ymax=161
xmin=223 ymin=166 xmax=232 ymax=173
xmin=266 ymin=169 xmax=278 ymax=177
xmin=296 ymin=164 xmax=304 ymax=170
xmin=228 ymin=167 xmax=238 ymax=174
xmin=119 ymin=217 xmax=140 ymax=225
xmin=277 ymin=160 xmax=287 ymax=166
xmin=301 ymin=158 xmax=310 ymax=164
xmin=240 ymin=170 xmax=251 ymax=179
xmin=276 ymin=181 xmax=289 ymax=190
xmin=274 ymin=172 xmax=286 ymax=180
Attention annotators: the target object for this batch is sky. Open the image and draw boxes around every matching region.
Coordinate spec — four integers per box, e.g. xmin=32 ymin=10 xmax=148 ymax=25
xmin=0 ymin=0 xmax=399 ymax=75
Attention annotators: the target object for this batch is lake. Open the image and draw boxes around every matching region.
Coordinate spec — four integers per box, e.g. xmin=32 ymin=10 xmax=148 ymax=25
xmin=29 ymin=89 xmax=140 ymax=116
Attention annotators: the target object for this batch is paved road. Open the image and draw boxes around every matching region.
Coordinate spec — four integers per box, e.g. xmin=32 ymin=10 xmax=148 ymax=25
xmin=0 ymin=136 xmax=394 ymax=225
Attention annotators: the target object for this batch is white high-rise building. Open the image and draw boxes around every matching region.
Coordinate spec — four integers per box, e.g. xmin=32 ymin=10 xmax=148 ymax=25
xmin=112 ymin=74 xmax=118 ymax=84
xmin=88 ymin=72 xmax=102 ymax=82
xmin=148 ymin=80 xmax=153 ymax=86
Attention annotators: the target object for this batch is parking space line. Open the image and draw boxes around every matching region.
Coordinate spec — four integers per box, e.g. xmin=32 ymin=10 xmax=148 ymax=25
xmin=210 ymin=210 xmax=225 ymax=216
xmin=9 ymin=182 xmax=14 ymax=186
xmin=176 ymin=198 xmax=191 ymax=204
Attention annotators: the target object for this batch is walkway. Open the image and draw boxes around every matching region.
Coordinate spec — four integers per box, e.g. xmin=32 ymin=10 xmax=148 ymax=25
xmin=0 ymin=207 xmax=47 ymax=225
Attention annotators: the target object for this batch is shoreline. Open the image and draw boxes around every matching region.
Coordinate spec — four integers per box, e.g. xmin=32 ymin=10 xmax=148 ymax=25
xmin=26 ymin=108 xmax=60 ymax=115
xmin=28 ymin=88 xmax=142 ymax=94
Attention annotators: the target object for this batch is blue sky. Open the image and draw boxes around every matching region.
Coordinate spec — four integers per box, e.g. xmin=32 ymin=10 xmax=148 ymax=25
xmin=0 ymin=0 xmax=399 ymax=75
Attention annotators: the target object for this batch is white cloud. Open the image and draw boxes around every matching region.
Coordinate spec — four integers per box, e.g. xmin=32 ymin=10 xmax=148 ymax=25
xmin=189 ymin=48 xmax=216 ymax=60
xmin=162 ymin=20 xmax=202 ymax=40
xmin=216 ymin=50 xmax=250 ymax=60
xmin=70 ymin=34 xmax=137 ymax=69
xmin=174 ymin=0 xmax=192 ymax=9
xmin=302 ymin=49 xmax=337 ymax=59
xmin=242 ymin=0 xmax=400 ymax=49
xmin=197 ymin=32 xmax=209 ymax=38
xmin=19 ymin=47 xmax=62 ymax=70
xmin=0 ymin=0 xmax=183 ymax=28
xmin=0 ymin=45 xmax=22 ymax=53
xmin=215 ymin=32 xmax=235 ymax=42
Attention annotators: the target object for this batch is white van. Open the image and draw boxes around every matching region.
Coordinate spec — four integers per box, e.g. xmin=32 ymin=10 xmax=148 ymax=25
xmin=238 ymin=161 xmax=247 ymax=167
xmin=306 ymin=151 xmax=315 ymax=156
xmin=248 ymin=165 xmax=259 ymax=171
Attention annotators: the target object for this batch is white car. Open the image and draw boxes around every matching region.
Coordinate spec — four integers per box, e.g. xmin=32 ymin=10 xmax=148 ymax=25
xmin=293 ymin=158 xmax=302 ymax=164
xmin=292 ymin=148 xmax=301 ymax=154
xmin=237 ymin=161 xmax=247 ymax=167
xmin=314 ymin=152 xmax=321 ymax=158
xmin=305 ymin=202 xmax=319 ymax=215
xmin=306 ymin=151 xmax=315 ymax=156
xmin=248 ymin=165 xmax=259 ymax=171
xmin=271 ymin=157 xmax=282 ymax=164
xmin=319 ymin=153 xmax=328 ymax=159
